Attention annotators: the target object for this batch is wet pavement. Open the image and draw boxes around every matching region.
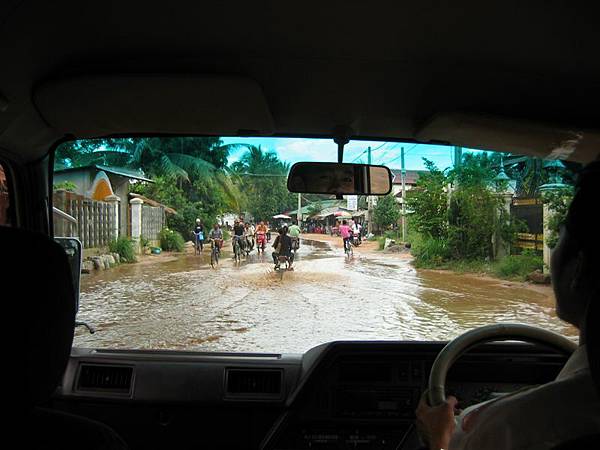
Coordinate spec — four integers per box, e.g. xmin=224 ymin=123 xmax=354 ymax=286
xmin=74 ymin=239 xmax=577 ymax=353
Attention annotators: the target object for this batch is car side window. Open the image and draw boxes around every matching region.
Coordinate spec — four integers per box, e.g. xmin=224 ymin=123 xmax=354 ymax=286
xmin=0 ymin=162 xmax=11 ymax=226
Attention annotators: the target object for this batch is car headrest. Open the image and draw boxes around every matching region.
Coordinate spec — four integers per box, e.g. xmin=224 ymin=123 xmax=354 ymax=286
xmin=0 ymin=226 xmax=76 ymax=409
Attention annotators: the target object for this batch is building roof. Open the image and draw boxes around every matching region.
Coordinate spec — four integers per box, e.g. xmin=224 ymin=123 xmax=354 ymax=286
xmin=390 ymin=169 xmax=427 ymax=185
xmin=54 ymin=164 xmax=153 ymax=183
xmin=287 ymin=199 xmax=345 ymax=216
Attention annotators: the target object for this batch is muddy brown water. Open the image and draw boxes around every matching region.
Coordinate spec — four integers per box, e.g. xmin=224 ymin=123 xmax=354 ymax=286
xmin=75 ymin=239 xmax=577 ymax=353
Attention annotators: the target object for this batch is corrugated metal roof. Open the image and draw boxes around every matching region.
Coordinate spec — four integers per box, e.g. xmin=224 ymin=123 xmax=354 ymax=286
xmin=54 ymin=164 xmax=153 ymax=182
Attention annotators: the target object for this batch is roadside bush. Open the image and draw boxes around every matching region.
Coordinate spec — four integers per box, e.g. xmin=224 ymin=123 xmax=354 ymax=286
xmin=411 ymin=236 xmax=450 ymax=268
xmin=493 ymin=254 xmax=543 ymax=280
xmin=109 ymin=237 xmax=137 ymax=263
xmin=159 ymin=227 xmax=185 ymax=252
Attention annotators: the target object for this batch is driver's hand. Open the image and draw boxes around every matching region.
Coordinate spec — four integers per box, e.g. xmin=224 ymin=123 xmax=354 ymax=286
xmin=415 ymin=391 xmax=459 ymax=450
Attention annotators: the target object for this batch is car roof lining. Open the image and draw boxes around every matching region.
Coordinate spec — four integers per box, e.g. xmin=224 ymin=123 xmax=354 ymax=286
xmin=1 ymin=1 xmax=599 ymax=163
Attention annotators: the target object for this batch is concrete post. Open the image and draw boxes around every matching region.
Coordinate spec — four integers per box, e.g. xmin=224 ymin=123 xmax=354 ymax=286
xmin=104 ymin=194 xmax=120 ymax=241
xmin=130 ymin=197 xmax=143 ymax=254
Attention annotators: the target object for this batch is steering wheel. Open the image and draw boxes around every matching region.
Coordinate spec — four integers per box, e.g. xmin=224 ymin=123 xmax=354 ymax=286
xmin=428 ymin=323 xmax=577 ymax=406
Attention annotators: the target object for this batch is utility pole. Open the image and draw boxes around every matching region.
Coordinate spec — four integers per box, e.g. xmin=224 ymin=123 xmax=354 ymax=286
xmin=400 ymin=146 xmax=407 ymax=242
xmin=297 ymin=192 xmax=302 ymax=226
xmin=367 ymin=146 xmax=373 ymax=235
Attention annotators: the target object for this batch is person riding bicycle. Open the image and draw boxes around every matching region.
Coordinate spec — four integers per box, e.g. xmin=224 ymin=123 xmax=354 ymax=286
xmin=245 ymin=222 xmax=255 ymax=250
xmin=256 ymin=221 xmax=268 ymax=250
xmin=288 ymin=220 xmax=301 ymax=250
xmin=339 ymin=220 xmax=352 ymax=252
xmin=193 ymin=218 xmax=205 ymax=251
xmin=232 ymin=219 xmax=245 ymax=254
xmin=272 ymin=226 xmax=294 ymax=270
xmin=208 ymin=223 xmax=223 ymax=251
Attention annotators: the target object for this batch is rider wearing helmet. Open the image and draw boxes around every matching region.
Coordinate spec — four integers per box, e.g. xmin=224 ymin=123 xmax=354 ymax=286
xmin=193 ymin=218 xmax=205 ymax=251
xmin=272 ymin=226 xmax=294 ymax=269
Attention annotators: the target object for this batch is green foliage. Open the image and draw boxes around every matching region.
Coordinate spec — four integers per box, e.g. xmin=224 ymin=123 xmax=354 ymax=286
xmin=140 ymin=236 xmax=150 ymax=249
xmin=405 ymin=159 xmax=448 ymax=239
xmin=541 ymin=187 xmax=574 ymax=248
xmin=493 ymin=254 xmax=543 ymax=280
xmin=159 ymin=228 xmax=185 ymax=252
xmin=373 ymin=193 xmax=400 ymax=229
xmin=53 ymin=181 xmax=77 ymax=192
xmin=307 ymin=201 xmax=323 ymax=217
xmin=230 ymin=145 xmax=294 ymax=221
xmin=109 ymin=237 xmax=137 ymax=263
xmin=447 ymin=185 xmax=499 ymax=259
xmin=411 ymin=235 xmax=450 ymax=267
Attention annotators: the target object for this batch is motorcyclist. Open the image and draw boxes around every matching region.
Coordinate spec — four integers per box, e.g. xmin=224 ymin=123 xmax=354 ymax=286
xmin=288 ymin=220 xmax=301 ymax=251
xmin=256 ymin=221 xmax=268 ymax=251
xmin=272 ymin=226 xmax=294 ymax=270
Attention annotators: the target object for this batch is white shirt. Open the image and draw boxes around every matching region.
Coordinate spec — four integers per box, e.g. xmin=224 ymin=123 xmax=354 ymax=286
xmin=450 ymin=345 xmax=600 ymax=450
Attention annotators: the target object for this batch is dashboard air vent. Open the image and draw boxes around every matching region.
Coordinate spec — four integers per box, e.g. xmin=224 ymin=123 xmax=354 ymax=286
xmin=77 ymin=364 xmax=133 ymax=394
xmin=226 ymin=369 xmax=282 ymax=398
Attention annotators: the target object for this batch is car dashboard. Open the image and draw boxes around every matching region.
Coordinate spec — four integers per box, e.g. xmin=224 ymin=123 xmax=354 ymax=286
xmin=52 ymin=341 xmax=568 ymax=449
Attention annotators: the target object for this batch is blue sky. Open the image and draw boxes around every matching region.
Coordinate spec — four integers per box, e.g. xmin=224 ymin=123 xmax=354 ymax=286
xmin=222 ymin=137 xmax=474 ymax=171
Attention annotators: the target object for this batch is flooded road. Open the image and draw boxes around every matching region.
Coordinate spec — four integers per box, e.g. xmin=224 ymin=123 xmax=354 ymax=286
xmin=75 ymin=239 xmax=576 ymax=353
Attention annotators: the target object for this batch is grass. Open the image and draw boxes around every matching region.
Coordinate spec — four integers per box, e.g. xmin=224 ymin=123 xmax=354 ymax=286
xmin=109 ymin=237 xmax=137 ymax=263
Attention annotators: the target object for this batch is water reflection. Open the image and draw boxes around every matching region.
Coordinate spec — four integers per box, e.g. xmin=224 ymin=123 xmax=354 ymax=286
xmin=75 ymin=239 xmax=576 ymax=353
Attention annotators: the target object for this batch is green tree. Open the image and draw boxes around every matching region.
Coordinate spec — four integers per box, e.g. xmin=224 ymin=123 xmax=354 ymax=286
xmin=230 ymin=145 xmax=294 ymax=221
xmin=373 ymin=193 xmax=400 ymax=229
xmin=405 ymin=159 xmax=449 ymax=239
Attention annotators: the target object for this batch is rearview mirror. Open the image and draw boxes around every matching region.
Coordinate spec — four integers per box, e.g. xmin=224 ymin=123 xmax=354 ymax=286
xmin=54 ymin=237 xmax=82 ymax=311
xmin=287 ymin=162 xmax=392 ymax=196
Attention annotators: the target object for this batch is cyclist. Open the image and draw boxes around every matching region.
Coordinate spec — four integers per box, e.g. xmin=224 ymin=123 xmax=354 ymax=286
xmin=272 ymin=226 xmax=294 ymax=270
xmin=339 ymin=220 xmax=352 ymax=253
xmin=232 ymin=219 xmax=245 ymax=255
xmin=193 ymin=218 xmax=205 ymax=251
xmin=208 ymin=223 xmax=223 ymax=251
xmin=288 ymin=220 xmax=301 ymax=251
xmin=256 ymin=221 xmax=268 ymax=251
xmin=245 ymin=222 xmax=256 ymax=250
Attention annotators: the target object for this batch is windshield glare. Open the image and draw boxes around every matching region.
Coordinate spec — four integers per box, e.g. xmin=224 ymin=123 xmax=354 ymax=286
xmin=52 ymin=137 xmax=579 ymax=353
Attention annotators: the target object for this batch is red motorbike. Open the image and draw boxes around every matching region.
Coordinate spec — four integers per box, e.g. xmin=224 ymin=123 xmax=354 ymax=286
xmin=256 ymin=232 xmax=267 ymax=253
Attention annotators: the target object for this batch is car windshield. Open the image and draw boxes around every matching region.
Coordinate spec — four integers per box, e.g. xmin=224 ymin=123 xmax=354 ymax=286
xmin=52 ymin=137 xmax=579 ymax=353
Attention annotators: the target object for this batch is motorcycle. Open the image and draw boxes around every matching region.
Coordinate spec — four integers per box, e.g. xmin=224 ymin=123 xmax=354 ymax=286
xmin=352 ymin=232 xmax=361 ymax=247
xmin=256 ymin=233 xmax=267 ymax=253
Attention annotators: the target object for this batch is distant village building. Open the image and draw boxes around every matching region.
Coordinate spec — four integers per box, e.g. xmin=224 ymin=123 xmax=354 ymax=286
xmin=390 ymin=169 xmax=426 ymax=204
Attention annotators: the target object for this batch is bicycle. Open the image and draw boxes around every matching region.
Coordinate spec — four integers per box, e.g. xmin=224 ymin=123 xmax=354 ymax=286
xmin=210 ymin=239 xmax=222 ymax=268
xmin=232 ymin=236 xmax=242 ymax=263
xmin=344 ymin=237 xmax=353 ymax=258
xmin=274 ymin=255 xmax=291 ymax=280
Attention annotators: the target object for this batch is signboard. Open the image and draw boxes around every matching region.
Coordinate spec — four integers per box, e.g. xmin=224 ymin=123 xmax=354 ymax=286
xmin=346 ymin=195 xmax=358 ymax=211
